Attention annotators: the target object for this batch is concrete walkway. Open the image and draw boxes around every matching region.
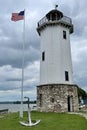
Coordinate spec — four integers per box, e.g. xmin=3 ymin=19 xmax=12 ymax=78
xmin=68 ymin=112 xmax=87 ymax=120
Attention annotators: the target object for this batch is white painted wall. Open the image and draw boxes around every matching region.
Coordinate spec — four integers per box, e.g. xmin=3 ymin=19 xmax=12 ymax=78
xmin=40 ymin=24 xmax=73 ymax=85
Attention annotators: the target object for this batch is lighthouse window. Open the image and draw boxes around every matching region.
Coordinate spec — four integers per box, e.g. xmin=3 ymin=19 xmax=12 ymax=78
xmin=63 ymin=31 xmax=67 ymax=39
xmin=42 ymin=51 xmax=45 ymax=61
xmin=65 ymin=71 xmax=69 ymax=81
xmin=50 ymin=97 xmax=54 ymax=103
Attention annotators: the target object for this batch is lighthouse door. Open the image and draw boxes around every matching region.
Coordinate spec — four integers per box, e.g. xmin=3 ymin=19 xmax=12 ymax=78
xmin=67 ymin=96 xmax=73 ymax=112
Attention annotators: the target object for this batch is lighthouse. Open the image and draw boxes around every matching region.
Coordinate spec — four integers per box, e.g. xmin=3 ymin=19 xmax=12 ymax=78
xmin=37 ymin=6 xmax=79 ymax=112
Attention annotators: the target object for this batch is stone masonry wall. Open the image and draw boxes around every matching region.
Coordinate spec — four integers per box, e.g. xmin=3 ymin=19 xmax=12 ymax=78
xmin=37 ymin=84 xmax=79 ymax=112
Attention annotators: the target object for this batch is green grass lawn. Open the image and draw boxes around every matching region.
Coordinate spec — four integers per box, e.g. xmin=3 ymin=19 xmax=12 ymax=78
xmin=0 ymin=111 xmax=87 ymax=130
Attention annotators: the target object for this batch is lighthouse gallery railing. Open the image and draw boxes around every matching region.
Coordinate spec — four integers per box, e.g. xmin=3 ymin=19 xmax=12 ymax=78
xmin=38 ymin=16 xmax=72 ymax=27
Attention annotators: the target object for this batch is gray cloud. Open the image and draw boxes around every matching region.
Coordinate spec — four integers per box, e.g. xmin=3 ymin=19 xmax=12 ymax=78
xmin=0 ymin=0 xmax=87 ymax=101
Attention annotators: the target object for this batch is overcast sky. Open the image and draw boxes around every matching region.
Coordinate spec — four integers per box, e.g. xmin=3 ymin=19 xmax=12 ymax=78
xmin=0 ymin=0 xmax=87 ymax=101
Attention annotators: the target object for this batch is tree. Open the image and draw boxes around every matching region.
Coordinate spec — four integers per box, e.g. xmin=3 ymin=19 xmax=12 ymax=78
xmin=77 ymin=86 xmax=87 ymax=99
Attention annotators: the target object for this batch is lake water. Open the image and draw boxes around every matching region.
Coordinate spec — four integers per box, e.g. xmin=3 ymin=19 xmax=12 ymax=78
xmin=0 ymin=104 xmax=37 ymax=113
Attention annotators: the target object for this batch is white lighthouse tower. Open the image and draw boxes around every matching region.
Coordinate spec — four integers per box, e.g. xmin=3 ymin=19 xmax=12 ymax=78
xmin=37 ymin=7 xmax=78 ymax=112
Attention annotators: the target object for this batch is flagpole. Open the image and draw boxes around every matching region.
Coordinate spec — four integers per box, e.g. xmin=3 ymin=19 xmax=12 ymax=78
xmin=20 ymin=9 xmax=25 ymax=118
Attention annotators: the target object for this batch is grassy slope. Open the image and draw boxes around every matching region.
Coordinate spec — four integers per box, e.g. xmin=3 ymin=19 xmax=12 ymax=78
xmin=0 ymin=111 xmax=87 ymax=130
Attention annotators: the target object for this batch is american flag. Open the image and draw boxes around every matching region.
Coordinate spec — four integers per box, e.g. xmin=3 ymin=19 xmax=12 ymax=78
xmin=11 ymin=10 xmax=24 ymax=22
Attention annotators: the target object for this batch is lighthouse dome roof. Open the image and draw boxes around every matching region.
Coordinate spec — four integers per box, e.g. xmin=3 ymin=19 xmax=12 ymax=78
xmin=46 ymin=9 xmax=63 ymax=21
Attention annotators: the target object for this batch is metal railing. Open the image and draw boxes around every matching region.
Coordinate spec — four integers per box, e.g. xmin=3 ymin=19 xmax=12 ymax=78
xmin=38 ymin=16 xmax=72 ymax=27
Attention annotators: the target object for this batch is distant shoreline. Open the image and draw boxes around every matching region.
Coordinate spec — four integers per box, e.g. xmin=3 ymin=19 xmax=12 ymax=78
xmin=0 ymin=101 xmax=36 ymax=104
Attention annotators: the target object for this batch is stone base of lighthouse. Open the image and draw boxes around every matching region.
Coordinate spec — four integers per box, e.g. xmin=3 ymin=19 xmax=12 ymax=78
xmin=37 ymin=84 xmax=79 ymax=112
